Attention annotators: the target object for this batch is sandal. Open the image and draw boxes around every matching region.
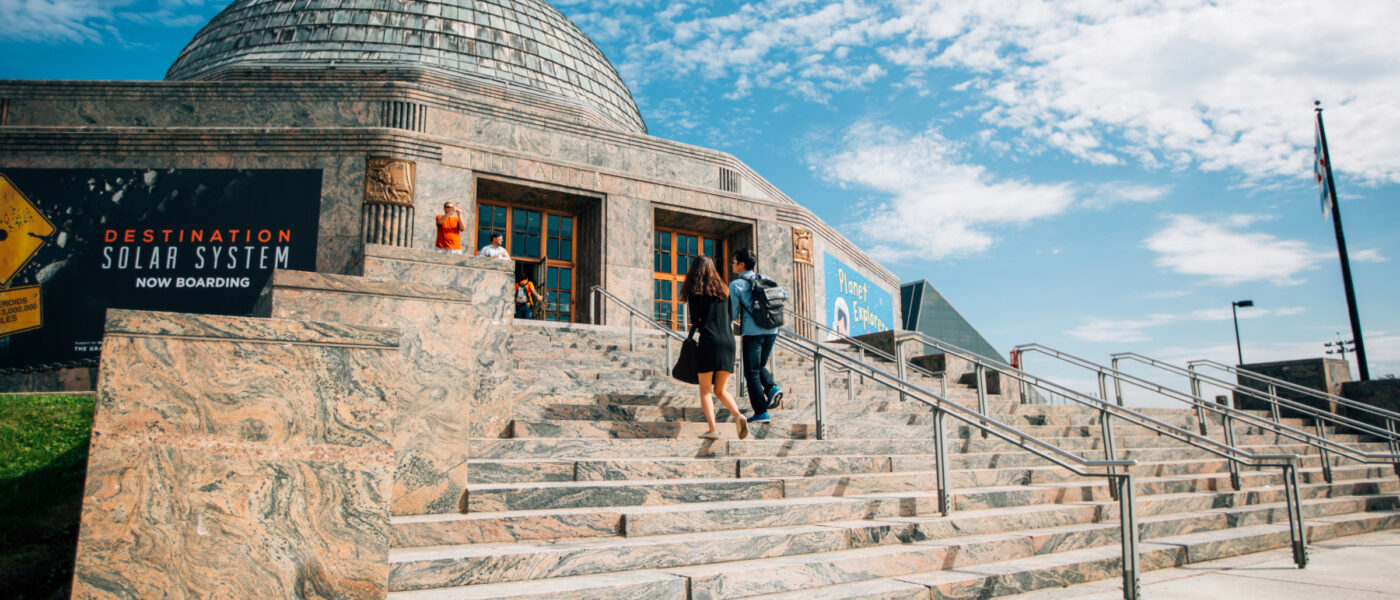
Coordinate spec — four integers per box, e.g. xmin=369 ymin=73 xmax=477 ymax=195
xmin=699 ymin=430 xmax=720 ymax=440
xmin=735 ymin=417 xmax=749 ymax=440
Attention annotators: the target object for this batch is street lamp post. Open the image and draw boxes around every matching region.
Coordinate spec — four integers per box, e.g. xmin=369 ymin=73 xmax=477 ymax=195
xmin=1232 ymin=300 xmax=1254 ymax=365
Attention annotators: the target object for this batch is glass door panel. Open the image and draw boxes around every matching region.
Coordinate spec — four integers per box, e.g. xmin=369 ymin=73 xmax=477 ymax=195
xmin=477 ymin=204 xmax=508 ymax=249
xmin=511 ymin=208 xmax=542 ymax=258
xmin=544 ymin=265 xmax=573 ymax=322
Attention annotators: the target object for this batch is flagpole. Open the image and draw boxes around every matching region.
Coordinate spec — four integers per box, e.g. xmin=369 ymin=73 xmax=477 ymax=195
xmin=1315 ymin=101 xmax=1370 ymax=381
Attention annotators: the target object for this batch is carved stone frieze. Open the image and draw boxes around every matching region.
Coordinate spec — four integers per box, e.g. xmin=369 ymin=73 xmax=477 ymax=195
xmin=792 ymin=227 xmax=814 ymax=265
xmin=364 ymin=157 xmax=416 ymax=207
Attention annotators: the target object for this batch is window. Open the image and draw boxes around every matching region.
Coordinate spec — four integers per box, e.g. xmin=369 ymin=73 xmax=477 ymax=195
xmin=511 ymin=208 xmax=542 ymax=258
xmin=652 ymin=228 xmax=726 ymax=330
xmin=478 ymin=201 xmax=577 ymax=321
xmin=477 ymin=204 xmax=508 ymax=250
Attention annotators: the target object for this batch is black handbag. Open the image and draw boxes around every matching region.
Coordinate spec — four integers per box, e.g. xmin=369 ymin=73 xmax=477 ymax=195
xmin=671 ymin=326 xmax=700 ymax=385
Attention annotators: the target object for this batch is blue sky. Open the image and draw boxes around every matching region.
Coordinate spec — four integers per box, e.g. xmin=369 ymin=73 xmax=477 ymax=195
xmin=3 ymin=0 xmax=1397 ymax=403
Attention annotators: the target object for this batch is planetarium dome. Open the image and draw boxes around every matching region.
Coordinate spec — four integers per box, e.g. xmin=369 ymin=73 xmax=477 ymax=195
xmin=166 ymin=0 xmax=646 ymax=133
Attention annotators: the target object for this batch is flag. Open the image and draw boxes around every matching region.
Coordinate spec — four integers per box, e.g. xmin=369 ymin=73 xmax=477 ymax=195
xmin=1315 ymin=113 xmax=1333 ymax=221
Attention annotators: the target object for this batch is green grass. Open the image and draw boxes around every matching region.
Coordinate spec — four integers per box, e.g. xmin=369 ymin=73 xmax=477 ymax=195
xmin=0 ymin=393 xmax=95 ymax=600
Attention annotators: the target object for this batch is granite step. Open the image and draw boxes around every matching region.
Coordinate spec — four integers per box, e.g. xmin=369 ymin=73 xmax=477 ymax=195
xmin=385 ymin=569 xmax=685 ymax=600
xmin=509 ymin=419 xmax=817 ymax=439
xmin=394 ymin=495 xmax=1400 ymax=593
xmin=388 ymin=523 xmax=850 ymax=591
xmin=400 ymin=474 xmax=1400 ymax=549
xmin=505 ymin=415 xmax=1359 ymax=444
xmin=743 ymin=578 xmax=930 ymax=600
xmin=467 ymin=435 xmax=1390 ymax=463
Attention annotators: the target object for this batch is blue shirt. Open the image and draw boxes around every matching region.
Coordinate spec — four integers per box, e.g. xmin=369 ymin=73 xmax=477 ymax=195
xmin=729 ymin=270 xmax=779 ymax=336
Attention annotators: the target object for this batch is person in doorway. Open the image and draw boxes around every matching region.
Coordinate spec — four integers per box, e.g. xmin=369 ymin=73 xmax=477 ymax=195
xmin=479 ymin=232 xmax=510 ymax=260
xmin=435 ymin=202 xmax=464 ymax=253
xmin=514 ymin=274 xmax=544 ymax=319
xmin=730 ymin=248 xmax=784 ymax=424
xmin=681 ymin=256 xmax=748 ymax=441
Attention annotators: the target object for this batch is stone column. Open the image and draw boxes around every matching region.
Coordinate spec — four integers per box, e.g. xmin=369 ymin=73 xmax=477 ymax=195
xmin=791 ymin=227 xmax=815 ymax=338
xmin=362 ymin=156 xmax=417 ymax=248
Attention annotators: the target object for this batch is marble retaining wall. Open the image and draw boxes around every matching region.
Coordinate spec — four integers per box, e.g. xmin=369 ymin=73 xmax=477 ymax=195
xmin=72 ymin=309 xmax=401 ymax=599
xmin=259 ymin=263 xmax=513 ymax=515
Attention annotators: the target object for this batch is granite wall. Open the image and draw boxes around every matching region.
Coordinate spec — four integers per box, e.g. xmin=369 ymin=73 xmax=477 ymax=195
xmin=1234 ymin=358 xmax=1351 ymax=416
xmin=259 ymin=258 xmax=513 ymax=515
xmin=1340 ymin=379 xmax=1400 ymax=432
xmin=357 ymin=244 xmax=515 ymax=439
xmin=72 ymin=310 xmax=400 ymax=599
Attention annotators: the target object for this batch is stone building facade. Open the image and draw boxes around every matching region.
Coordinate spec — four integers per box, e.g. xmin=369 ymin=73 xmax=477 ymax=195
xmin=0 ymin=0 xmax=899 ymax=344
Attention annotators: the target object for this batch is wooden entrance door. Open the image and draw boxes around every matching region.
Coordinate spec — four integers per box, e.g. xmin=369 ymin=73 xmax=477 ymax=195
xmin=652 ymin=228 xmax=727 ymax=331
xmin=477 ymin=202 xmax=576 ymax=322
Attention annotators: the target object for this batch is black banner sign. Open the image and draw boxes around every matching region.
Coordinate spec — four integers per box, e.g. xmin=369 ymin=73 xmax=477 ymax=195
xmin=0 ymin=168 xmax=322 ymax=370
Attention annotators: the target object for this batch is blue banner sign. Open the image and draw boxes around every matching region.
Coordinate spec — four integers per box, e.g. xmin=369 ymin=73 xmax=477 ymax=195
xmin=824 ymin=253 xmax=894 ymax=338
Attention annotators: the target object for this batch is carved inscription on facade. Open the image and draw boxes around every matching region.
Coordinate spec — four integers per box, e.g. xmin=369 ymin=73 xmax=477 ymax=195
xmin=792 ymin=227 xmax=814 ymax=265
xmin=443 ymin=147 xmax=600 ymax=191
xmin=364 ymin=157 xmax=416 ymax=207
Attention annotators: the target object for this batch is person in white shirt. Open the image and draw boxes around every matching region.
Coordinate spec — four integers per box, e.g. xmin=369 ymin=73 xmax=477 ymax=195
xmin=479 ymin=232 xmax=510 ymax=260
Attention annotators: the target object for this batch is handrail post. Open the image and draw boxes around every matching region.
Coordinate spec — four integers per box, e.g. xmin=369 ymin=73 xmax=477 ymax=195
xmin=1110 ymin=356 xmax=1125 ymax=407
xmin=1188 ymin=367 xmax=1210 ymax=435
xmin=1117 ymin=474 xmax=1141 ymax=600
xmin=856 ymin=347 xmax=866 ymax=385
xmin=1101 ymin=409 xmax=1120 ymax=501
xmin=895 ymin=340 xmax=908 ymax=403
xmin=1283 ymin=463 xmax=1309 ymax=568
xmin=1222 ymin=412 xmax=1242 ymax=490
xmin=933 ymin=408 xmax=952 ymax=516
xmin=813 ymin=352 xmax=827 ymax=440
xmin=976 ymin=363 xmax=989 ymax=438
xmin=628 ymin=314 xmax=635 ymax=351
xmin=1267 ymin=383 xmax=1282 ymax=423
xmin=1315 ymin=418 xmax=1334 ymax=484
xmin=590 ymin=289 xmax=598 ymax=325
xmin=665 ymin=334 xmax=672 ymax=367
xmin=1018 ymin=352 xmax=1031 ymax=404
xmin=847 ymin=367 xmax=856 ymax=406
xmin=1388 ymin=418 xmax=1400 ymax=479
xmin=736 ymin=353 xmax=745 ymax=399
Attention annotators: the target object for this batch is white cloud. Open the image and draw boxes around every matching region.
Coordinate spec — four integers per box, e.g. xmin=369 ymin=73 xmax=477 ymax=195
xmin=814 ymin=121 xmax=1075 ymax=260
xmin=1137 ymin=290 xmax=1191 ymax=300
xmin=1081 ymin=182 xmax=1171 ymax=210
xmin=0 ymin=0 xmax=120 ymax=42
xmin=1066 ymin=315 xmax=1172 ymax=344
xmin=1352 ymin=248 xmax=1387 ymax=263
xmin=1067 ymin=304 xmax=1306 ymax=343
xmin=1186 ymin=306 xmax=1306 ymax=321
xmin=0 ymin=0 xmax=214 ymax=43
xmin=1144 ymin=214 xmax=1329 ymax=285
xmin=587 ymin=0 xmax=1400 ymax=186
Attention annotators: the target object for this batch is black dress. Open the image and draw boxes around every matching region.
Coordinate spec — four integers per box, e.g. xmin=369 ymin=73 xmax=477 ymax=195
xmin=688 ymin=294 xmax=737 ymax=374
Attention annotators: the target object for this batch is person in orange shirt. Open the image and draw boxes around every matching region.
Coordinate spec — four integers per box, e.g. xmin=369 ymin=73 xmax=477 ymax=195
xmin=436 ymin=202 xmax=465 ymax=253
xmin=514 ymin=273 xmax=544 ymax=319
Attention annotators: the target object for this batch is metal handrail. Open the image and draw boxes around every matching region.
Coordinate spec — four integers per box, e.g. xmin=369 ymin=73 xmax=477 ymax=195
xmin=1189 ymin=358 xmax=1400 ymax=422
xmin=1017 ymin=344 xmax=1400 ymax=478
xmin=1116 ymin=353 xmax=1400 ymax=481
xmin=591 ymin=286 xmax=1145 ymax=599
xmin=783 ymin=309 xmax=949 ymax=396
xmin=1115 ymin=353 xmax=1400 ymax=443
xmin=892 ymin=330 xmax=1309 ymax=567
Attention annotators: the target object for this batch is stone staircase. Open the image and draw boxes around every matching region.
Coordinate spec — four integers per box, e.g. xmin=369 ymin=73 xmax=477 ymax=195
xmin=384 ymin=321 xmax=1400 ymax=599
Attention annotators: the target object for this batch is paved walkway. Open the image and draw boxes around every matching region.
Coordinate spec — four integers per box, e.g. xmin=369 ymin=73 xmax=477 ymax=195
xmin=1012 ymin=529 xmax=1400 ymax=599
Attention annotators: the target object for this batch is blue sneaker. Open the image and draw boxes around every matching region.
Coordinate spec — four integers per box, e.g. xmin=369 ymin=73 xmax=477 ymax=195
xmin=747 ymin=412 xmax=771 ymax=424
xmin=766 ymin=386 xmax=783 ymax=410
